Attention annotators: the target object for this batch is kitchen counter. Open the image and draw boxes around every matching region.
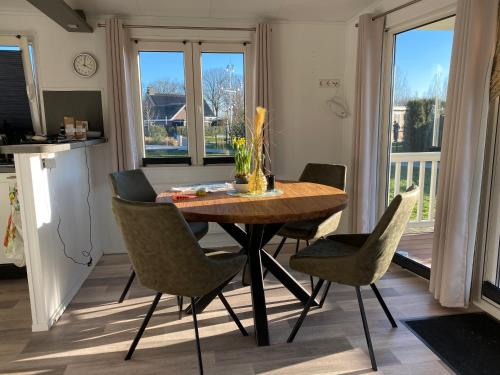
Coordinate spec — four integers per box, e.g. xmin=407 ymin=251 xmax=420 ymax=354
xmin=0 ymin=138 xmax=106 ymax=154
xmin=12 ymin=138 xmax=106 ymax=331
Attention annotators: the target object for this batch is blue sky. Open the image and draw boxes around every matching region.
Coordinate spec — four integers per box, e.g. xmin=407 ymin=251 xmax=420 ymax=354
xmin=139 ymin=51 xmax=244 ymax=92
xmin=137 ymin=30 xmax=452 ymax=98
xmin=394 ymin=28 xmax=454 ymax=97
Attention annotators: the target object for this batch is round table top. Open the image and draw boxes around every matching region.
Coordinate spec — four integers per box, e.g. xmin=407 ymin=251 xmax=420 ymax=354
xmin=159 ymin=181 xmax=348 ymax=224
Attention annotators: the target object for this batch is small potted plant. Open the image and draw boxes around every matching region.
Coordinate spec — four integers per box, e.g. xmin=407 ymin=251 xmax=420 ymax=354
xmin=232 ymin=137 xmax=252 ymax=192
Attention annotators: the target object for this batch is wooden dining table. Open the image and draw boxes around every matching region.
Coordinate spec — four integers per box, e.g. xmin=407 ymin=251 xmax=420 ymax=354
xmin=161 ymin=180 xmax=348 ymax=346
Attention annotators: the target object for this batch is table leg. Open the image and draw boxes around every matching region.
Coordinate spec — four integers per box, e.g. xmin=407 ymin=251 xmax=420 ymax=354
xmin=216 ymin=223 xmax=316 ymax=305
xmin=260 ymin=249 xmax=318 ymax=306
xmin=247 ymin=224 xmax=269 ymax=346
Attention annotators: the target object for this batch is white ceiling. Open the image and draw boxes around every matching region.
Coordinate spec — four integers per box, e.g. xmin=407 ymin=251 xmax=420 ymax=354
xmin=2 ymin=0 xmax=377 ymax=23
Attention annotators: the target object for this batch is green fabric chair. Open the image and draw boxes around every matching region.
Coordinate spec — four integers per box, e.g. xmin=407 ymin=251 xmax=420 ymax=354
xmin=109 ymin=169 xmax=209 ymax=306
xmin=286 ymin=186 xmax=419 ymax=371
xmin=264 ymin=163 xmax=346 ymax=289
xmin=111 ymin=197 xmax=248 ymax=375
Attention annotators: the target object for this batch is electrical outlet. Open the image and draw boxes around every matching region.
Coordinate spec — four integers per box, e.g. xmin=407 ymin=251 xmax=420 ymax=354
xmin=319 ymin=79 xmax=340 ymax=88
xmin=42 ymin=158 xmax=56 ymax=169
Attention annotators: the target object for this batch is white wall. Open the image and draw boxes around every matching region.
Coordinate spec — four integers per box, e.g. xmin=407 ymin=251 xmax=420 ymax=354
xmin=270 ymin=21 xmax=350 ymax=233
xmin=0 ymin=11 xmax=107 ymax=93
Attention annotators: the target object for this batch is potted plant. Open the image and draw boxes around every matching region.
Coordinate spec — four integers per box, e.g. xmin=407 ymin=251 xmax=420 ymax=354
xmin=232 ymin=137 xmax=252 ymax=192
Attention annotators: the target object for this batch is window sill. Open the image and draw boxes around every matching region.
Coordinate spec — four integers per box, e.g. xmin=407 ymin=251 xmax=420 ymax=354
xmin=203 ymin=156 xmax=235 ymax=165
xmin=143 ymin=157 xmax=192 ymax=166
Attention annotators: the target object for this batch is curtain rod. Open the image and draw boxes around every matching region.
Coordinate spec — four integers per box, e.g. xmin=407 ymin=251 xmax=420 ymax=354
xmin=97 ymin=24 xmax=256 ymax=32
xmin=355 ymin=0 xmax=423 ymax=27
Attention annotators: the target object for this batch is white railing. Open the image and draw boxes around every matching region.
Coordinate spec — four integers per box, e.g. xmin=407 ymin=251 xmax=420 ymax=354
xmin=390 ymin=152 xmax=440 ymax=228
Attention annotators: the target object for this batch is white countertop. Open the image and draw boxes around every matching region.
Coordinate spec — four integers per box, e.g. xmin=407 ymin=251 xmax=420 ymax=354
xmin=0 ymin=138 xmax=106 ymax=154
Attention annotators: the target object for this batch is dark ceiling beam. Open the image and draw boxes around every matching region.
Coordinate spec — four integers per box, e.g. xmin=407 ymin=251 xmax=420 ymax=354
xmin=25 ymin=0 xmax=93 ymax=33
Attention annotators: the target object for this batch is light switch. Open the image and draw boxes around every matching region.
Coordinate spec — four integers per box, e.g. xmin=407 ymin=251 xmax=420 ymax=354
xmin=319 ymin=79 xmax=340 ymax=88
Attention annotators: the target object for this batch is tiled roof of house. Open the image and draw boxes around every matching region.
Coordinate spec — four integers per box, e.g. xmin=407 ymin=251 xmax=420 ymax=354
xmin=146 ymin=93 xmax=215 ymax=119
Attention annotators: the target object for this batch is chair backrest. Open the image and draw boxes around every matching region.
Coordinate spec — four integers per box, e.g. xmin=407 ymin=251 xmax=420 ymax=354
xmin=109 ymin=169 xmax=157 ymax=202
xmin=299 ymin=163 xmax=346 ymax=190
xmin=356 ymin=186 xmax=419 ymax=284
xmin=111 ymin=197 xmax=217 ymax=297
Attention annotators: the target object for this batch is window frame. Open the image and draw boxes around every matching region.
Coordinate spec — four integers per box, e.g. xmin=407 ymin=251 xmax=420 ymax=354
xmin=0 ymin=35 xmax=42 ymax=135
xmin=193 ymin=42 xmax=253 ymax=165
xmin=131 ymin=40 xmax=253 ymax=166
xmin=378 ymin=10 xmax=456 ymax=218
xmin=131 ymin=41 xmax=197 ymax=165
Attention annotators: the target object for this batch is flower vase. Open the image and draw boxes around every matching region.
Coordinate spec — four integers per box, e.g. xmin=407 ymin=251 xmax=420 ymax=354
xmin=248 ymin=150 xmax=267 ymax=195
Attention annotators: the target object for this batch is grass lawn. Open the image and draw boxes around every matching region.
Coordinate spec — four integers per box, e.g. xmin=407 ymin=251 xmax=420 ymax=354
xmin=388 ymin=162 xmax=436 ymax=221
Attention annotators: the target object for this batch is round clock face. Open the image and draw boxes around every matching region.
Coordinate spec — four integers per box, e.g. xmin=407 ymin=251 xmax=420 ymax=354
xmin=73 ymin=53 xmax=97 ymax=78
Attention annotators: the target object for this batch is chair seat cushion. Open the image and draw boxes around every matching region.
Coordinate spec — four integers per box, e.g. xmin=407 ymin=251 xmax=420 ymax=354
xmin=188 ymin=221 xmax=209 ymax=240
xmin=277 ymin=218 xmax=324 ymax=240
xmin=289 ymin=238 xmax=366 ymax=286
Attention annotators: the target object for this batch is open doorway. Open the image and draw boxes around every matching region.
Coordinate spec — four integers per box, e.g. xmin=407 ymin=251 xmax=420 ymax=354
xmin=382 ymin=16 xmax=456 ymax=274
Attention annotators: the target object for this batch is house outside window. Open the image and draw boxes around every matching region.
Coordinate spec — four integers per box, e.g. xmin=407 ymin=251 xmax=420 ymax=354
xmin=133 ymin=41 xmax=252 ymax=165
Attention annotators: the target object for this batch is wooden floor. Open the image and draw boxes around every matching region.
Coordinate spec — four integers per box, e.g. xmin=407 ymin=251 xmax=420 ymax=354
xmin=0 ymin=243 xmax=470 ymax=375
xmin=399 ymin=232 xmax=434 ymax=268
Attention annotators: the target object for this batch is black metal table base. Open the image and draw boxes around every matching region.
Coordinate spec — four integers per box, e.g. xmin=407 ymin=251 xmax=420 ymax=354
xmin=187 ymin=222 xmax=318 ymax=346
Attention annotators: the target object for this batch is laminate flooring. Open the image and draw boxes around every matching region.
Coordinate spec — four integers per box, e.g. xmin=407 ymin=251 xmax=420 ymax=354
xmin=0 ymin=243 xmax=474 ymax=374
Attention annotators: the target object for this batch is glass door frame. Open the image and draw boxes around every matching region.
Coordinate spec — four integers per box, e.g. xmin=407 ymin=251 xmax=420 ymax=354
xmin=378 ymin=10 xmax=456 ymax=275
xmin=473 ymin=97 xmax=500 ymax=320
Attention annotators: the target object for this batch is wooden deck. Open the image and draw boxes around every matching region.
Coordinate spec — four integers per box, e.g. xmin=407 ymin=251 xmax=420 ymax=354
xmin=398 ymin=232 xmax=434 ymax=268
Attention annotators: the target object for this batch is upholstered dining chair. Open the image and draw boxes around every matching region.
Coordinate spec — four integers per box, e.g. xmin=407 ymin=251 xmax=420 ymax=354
xmin=111 ymin=197 xmax=248 ymax=375
xmin=264 ymin=163 xmax=346 ymax=291
xmin=109 ymin=169 xmax=209 ymax=310
xmin=286 ymin=186 xmax=419 ymax=371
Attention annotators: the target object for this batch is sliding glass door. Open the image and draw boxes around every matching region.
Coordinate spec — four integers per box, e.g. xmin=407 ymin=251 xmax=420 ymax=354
xmin=480 ymin=98 xmax=500 ymax=318
xmin=383 ymin=16 xmax=455 ymax=271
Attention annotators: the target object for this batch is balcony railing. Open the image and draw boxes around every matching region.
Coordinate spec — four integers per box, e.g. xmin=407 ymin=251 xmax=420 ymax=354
xmin=390 ymin=152 xmax=441 ymax=228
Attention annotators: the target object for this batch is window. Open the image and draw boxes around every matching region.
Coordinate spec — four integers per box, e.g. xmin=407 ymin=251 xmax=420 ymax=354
xmin=134 ymin=41 xmax=251 ymax=165
xmin=0 ymin=36 xmax=41 ymax=139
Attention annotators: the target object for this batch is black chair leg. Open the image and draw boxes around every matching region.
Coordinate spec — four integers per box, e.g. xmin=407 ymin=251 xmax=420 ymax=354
xmin=318 ymin=281 xmax=331 ymax=308
xmin=263 ymin=236 xmax=287 ymax=279
xmin=287 ymin=279 xmax=325 ymax=343
xmin=177 ymin=296 xmax=184 ymax=320
xmin=125 ymin=292 xmax=162 ymax=360
xmin=295 ymin=239 xmax=300 ymax=254
xmin=217 ymin=292 xmax=249 ymax=336
xmin=355 ymin=287 xmax=377 ymax=371
xmin=191 ymin=297 xmax=204 ymax=375
xmin=370 ymin=283 xmax=397 ymax=328
xmin=118 ymin=270 xmax=136 ymax=303
xmin=305 ymin=240 xmax=314 ymax=291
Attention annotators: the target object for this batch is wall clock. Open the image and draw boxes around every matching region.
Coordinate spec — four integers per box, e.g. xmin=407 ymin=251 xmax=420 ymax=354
xmin=73 ymin=52 xmax=97 ymax=78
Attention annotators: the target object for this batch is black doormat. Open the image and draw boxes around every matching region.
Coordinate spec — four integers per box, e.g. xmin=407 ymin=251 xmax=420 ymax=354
xmin=404 ymin=313 xmax=500 ymax=375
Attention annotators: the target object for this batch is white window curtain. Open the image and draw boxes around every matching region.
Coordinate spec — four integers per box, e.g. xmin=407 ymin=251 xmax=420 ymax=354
xmin=350 ymin=14 xmax=386 ymax=233
xmin=105 ymin=18 xmax=139 ymax=171
xmin=254 ymin=23 xmax=273 ymax=170
xmin=430 ymin=0 xmax=499 ymax=307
